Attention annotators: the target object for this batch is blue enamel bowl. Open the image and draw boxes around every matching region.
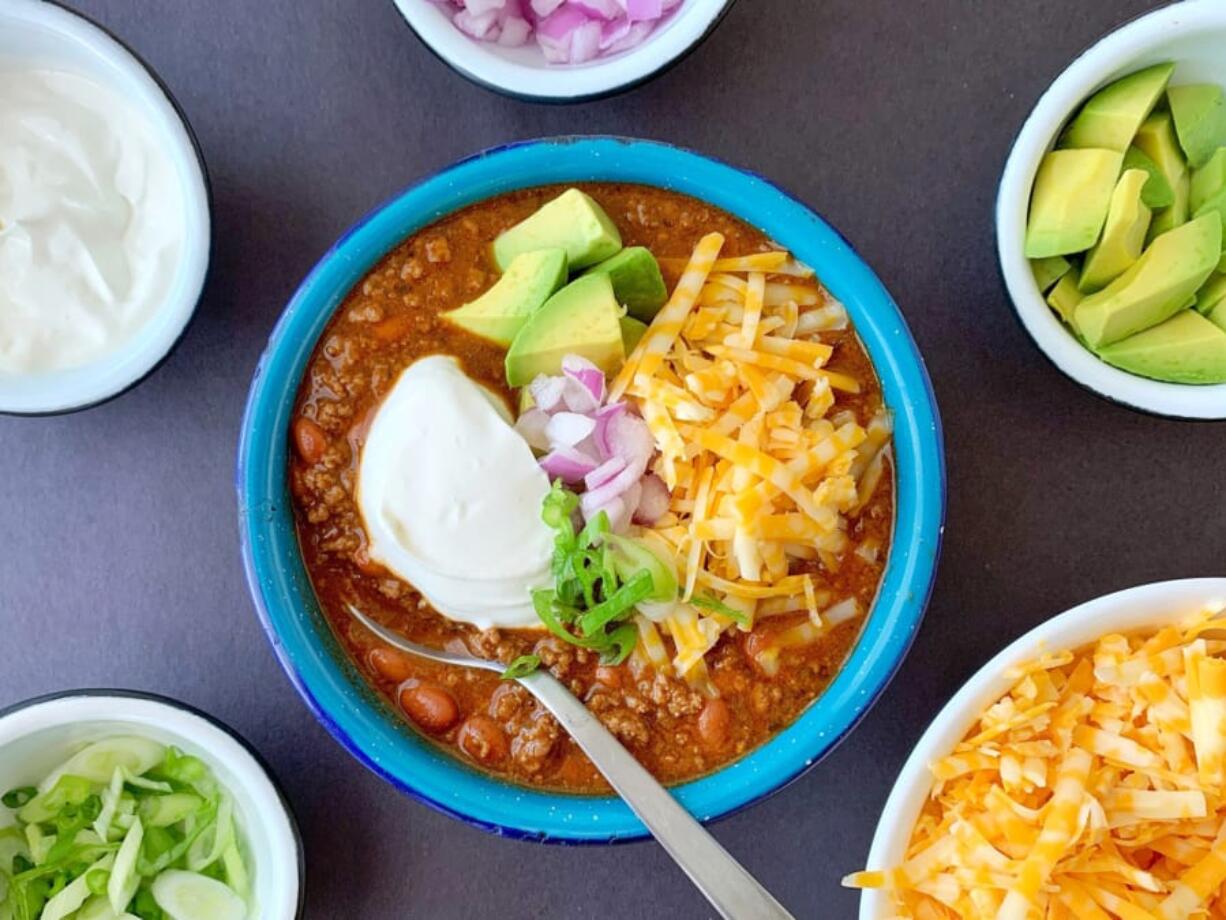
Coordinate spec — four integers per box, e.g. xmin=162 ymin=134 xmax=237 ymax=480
xmin=237 ymin=137 xmax=945 ymax=843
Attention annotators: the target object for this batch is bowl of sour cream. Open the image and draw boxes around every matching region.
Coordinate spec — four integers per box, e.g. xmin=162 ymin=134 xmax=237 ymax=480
xmin=0 ymin=0 xmax=210 ymax=415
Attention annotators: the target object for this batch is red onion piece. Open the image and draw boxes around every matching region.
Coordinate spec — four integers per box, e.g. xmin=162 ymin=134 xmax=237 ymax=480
xmin=580 ymin=456 xmax=643 ymax=511
xmin=514 ymin=408 xmax=552 ymax=451
xmin=528 ymin=374 xmax=566 ymax=413
xmin=604 ymin=412 xmax=653 ymax=476
xmin=530 ymin=0 xmax=564 ymax=15
xmin=540 ymin=446 xmax=599 ymax=483
xmin=622 ymin=0 xmax=661 ymax=20
xmin=561 ymin=354 xmax=606 ymax=404
xmin=592 ymin=402 xmax=627 ymax=457
xmin=573 ymin=0 xmax=621 ymax=19
xmin=560 ymin=376 xmax=600 ymax=414
xmin=584 ymin=456 xmax=627 ymax=491
xmin=603 ymin=18 xmax=653 ymax=53
xmin=544 ymin=411 xmax=597 ymax=448
xmin=464 ymin=0 xmax=508 ymax=14
xmin=632 ymin=473 xmax=669 ymax=524
xmin=581 ymin=493 xmax=631 ymax=533
xmin=454 ymin=7 xmax=501 ymax=38
xmin=498 ymin=15 xmax=531 ymax=44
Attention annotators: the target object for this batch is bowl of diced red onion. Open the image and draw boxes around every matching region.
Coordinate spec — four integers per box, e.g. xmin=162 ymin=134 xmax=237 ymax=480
xmin=390 ymin=0 xmax=734 ymax=101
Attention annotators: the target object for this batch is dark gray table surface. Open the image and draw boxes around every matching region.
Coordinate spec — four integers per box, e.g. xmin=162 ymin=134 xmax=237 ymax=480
xmin=4 ymin=0 xmax=1222 ymax=917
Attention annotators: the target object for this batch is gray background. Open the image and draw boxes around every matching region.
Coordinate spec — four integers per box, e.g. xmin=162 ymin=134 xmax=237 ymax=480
xmin=3 ymin=0 xmax=1220 ymax=917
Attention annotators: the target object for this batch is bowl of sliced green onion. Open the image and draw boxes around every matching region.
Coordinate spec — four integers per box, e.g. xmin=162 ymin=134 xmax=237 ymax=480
xmin=0 ymin=690 xmax=303 ymax=920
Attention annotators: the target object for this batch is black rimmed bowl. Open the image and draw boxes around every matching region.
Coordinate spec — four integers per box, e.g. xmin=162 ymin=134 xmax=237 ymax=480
xmin=237 ymin=136 xmax=946 ymax=842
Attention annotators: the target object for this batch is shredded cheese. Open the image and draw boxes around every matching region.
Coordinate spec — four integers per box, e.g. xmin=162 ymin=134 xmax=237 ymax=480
xmin=844 ymin=603 xmax=1226 ymax=919
xmin=618 ymin=238 xmax=892 ymax=678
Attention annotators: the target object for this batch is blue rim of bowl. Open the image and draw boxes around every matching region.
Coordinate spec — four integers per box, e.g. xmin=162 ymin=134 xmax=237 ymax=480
xmin=386 ymin=0 xmax=738 ymax=105
xmin=0 ymin=688 xmax=306 ymax=918
xmin=0 ymin=0 xmax=213 ymax=418
xmin=993 ymin=0 xmax=1224 ymax=423
xmin=237 ymin=136 xmax=946 ymax=843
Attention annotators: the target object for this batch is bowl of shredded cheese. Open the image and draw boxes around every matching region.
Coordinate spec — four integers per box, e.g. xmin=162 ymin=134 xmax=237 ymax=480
xmin=848 ymin=577 xmax=1226 ymax=919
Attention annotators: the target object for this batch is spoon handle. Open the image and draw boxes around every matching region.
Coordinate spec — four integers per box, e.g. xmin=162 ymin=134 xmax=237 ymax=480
xmin=521 ymin=670 xmax=796 ymax=920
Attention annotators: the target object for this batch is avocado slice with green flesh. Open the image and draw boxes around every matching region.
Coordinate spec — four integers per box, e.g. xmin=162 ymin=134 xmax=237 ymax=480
xmin=442 ymin=249 xmax=568 ymax=346
xmin=1194 ymin=187 xmax=1226 ymax=253
xmin=585 ymin=247 xmax=668 ymax=321
xmin=1074 ymin=213 xmax=1222 ymax=348
xmin=1047 ymin=266 xmax=1084 ymax=324
xmin=620 ymin=316 xmax=648 ymax=354
xmin=1080 ymin=169 xmax=1152 ymax=293
xmin=1122 ymin=145 xmax=1175 ymax=208
xmin=1031 ymin=255 xmax=1072 ymax=293
xmin=1025 ymin=149 xmax=1124 ymax=258
xmin=1211 ymin=299 xmax=1226 ymax=334
xmin=493 ymin=188 xmax=622 ymax=272
xmin=1167 ymin=84 xmax=1226 ymax=169
xmin=1135 ymin=112 xmax=1191 ymax=242
xmin=1098 ymin=309 xmax=1226 ymax=384
xmin=1196 ymin=272 xmax=1226 ymax=317
xmin=1220 ymin=252 xmax=1226 ymax=273
xmin=504 ymin=273 xmax=625 ymax=387
xmin=1062 ymin=63 xmax=1175 ymax=153
xmin=1190 ymin=148 xmax=1226 ymax=213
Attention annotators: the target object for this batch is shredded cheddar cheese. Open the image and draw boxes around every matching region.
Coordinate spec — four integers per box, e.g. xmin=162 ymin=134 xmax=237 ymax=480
xmin=844 ymin=602 xmax=1226 ymax=919
xmin=618 ymin=239 xmax=892 ymax=679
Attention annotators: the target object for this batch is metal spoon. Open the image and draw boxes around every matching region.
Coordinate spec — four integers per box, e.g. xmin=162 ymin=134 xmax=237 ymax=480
xmin=348 ymin=603 xmax=795 ymax=920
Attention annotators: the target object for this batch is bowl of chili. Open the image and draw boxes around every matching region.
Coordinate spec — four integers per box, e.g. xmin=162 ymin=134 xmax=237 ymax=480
xmin=237 ymin=137 xmax=945 ymax=842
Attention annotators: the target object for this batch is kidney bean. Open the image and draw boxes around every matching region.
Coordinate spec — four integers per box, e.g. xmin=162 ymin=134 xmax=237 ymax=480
xmin=697 ymin=698 xmax=731 ymax=751
xmin=292 ymin=417 xmax=328 ymax=465
xmin=399 ymin=682 xmax=459 ymax=734
xmin=458 ymin=715 xmax=509 ymax=766
xmin=370 ymin=647 xmax=413 ymax=683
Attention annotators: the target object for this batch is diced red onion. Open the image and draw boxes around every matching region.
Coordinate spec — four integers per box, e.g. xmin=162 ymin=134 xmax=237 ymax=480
xmin=530 ymin=0 xmax=564 ymax=15
xmin=604 ymin=412 xmax=653 ymax=477
xmin=580 ymin=456 xmax=643 ymax=511
xmin=603 ymin=18 xmax=654 ymax=53
xmin=528 ymin=374 xmax=566 ymax=413
xmin=592 ymin=402 xmax=627 ymax=457
xmin=622 ymin=0 xmax=661 ymax=20
xmin=544 ymin=411 xmax=596 ymax=448
xmin=514 ymin=408 xmax=552 ymax=451
xmin=632 ymin=473 xmax=669 ymax=524
xmin=463 ymin=0 xmax=508 ymax=14
xmin=584 ymin=456 xmax=627 ymax=491
xmin=498 ymin=15 xmax=531 ymax=44
xmin=540 ymin=446 xmax=599 ymax=483
xmin=454 ymin=7 xmax=501 ymax=38
xmin=560 ymin=376 xmax=600 ymax=414
xmin=572 ymin=0 xmax=621 ymax=18
xmin=561 ymin=354 xmax=606 ymax=404
xmin=582 ymin=493 xmax=631 ymax=533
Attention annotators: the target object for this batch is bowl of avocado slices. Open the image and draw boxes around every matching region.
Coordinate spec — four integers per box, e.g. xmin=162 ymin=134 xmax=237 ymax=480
xmin=997 ymin=0 xmax=1226 ymax=420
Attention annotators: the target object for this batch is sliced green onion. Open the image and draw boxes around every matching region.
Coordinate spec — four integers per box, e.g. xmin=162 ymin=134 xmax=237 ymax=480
xmin=532 ymin=591 xmax=607 ymax=650
xmin=2 ymin=787 xmax=36 ymax=809
xmin=603 ymin=534 xmax=678 ymax=602
xmin=691 ymin=593 xmax=750 ymax=624
xmin=500 ymin=655 xmax=541 ymax=680
xmin=85 ymin=868 xmax=109 ymax=896
xmin=577 ymin=570 xmax=655 ymax=636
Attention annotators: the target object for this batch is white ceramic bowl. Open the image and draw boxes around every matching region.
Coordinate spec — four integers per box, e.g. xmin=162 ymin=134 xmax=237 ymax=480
xmin=997 ymin=0 xmax=1226 ymax=420
xmin=0 ymin=691 xmax=303 ymax=919
xmin=390 ymin=0 xmax=733 ymax=101
xmin=0 ymin=0 xmax=211 ymax=415
xmin=858 ymin=577 xmax=1226 ymax=919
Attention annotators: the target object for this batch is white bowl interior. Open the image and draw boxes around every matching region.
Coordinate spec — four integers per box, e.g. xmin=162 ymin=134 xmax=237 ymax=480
xmin=0 ymin=0 xmax=210 ymax=414
xmin=391 ymin=0 xmax=730 ymax=99
xmin=0 ymin=695 xmax=299 ymax=919
xmin=859 ymin=577 xmax=1226 ymax=919
xmin=997 ymin=0 xmax=1226 ymax=419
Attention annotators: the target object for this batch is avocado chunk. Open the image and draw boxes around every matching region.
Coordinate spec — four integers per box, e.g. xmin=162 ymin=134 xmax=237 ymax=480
xmin=1025 ymin=149 xmax=1124 ymax=258
xmin=1074 ymin=213 xmax=1222 ymax=348
xmin=1062 ymin=62 xmax=1175 ymax=152
xmin=493 ymin=188 xmax=622 ymax=273
xmin=1211 ymin=299 xmax=1226 ymax=334
xmin=584 ymin=247 xmax=668 ymax=321
xmin=1031 ymin=255 xmax=1072 ymax=293
xmin=1167 ymin=84 xmax=1226 ymax=169
xmin=1079 ymin=170 xmax=1152 ymax=293
xmin=1122 ymin=145 xmax=1175 ymax=209
xmin=1196 ymin=272 xmax=1226 ymax=317
xmin=504 ymin=273 xmax=625 ymax=387
xmin=1135 ymin=112 xmax=1191 ymax=242
xmin=1194 ymin=187 xmax=1226 ymax=251
xmin=1098 ymin=309 xmax=1226 ymax=384
xmin=1047 ymin=265 xmax=1084 ymax=325
xmin=442 ymin=249 xmax=568 ymax=346
xmin=620 ymin=316 xmax=648 ymax=354
xmin=1190 ymin=148 xmax=1226 ymax=213
xmin=1078 ymin=168 xmax=1152 ymax=293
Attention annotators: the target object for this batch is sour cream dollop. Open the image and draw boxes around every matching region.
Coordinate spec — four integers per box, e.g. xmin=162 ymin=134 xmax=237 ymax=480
xmin=357 ymin=355 xmax=553 ymax=630
xmin=0 ymin=70 xmax=184 ymax=374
